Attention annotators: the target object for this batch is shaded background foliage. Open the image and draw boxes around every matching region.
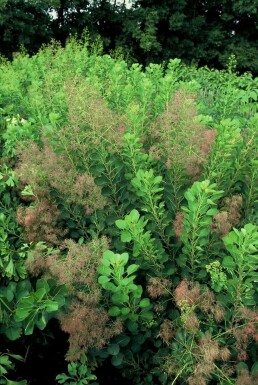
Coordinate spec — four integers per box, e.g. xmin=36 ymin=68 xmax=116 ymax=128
xmin=0 ymin=0 xmax=258 ymax=73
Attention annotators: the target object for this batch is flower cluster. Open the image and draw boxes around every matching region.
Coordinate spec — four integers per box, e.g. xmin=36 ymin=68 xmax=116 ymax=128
xmin=235 ymin=368 xmax=254 ymax=385
xmin=174 ymin=280 xmax=224 ymax=332
xmin=147 ymin=277 xmax=172 ymax=299
xmin=16 ymin=138 xmax=106 ymax=211
xmin=59 ymin=300 xmax=123 ymax=361
xmin=52 ymin=237 xmax=124 ymax=360
xmin=173 ymin=211 xmax=184 ymax=239
xmin=64 ymin=76 xmax=126 ymax=154
xmin=158 ymin=319 xmax=174 ymax=344
xmin=148 ymin=88 xmax=217 ymax=180
xmin=187 ymin=335 xmax=231 ymax=385
xmin=211 ymin=194 xmax=243 ymax=237
xmin=232 ymin=307 xmax=258 ymax=362
xmin=17 ymin=195 xmax=66 ymax=245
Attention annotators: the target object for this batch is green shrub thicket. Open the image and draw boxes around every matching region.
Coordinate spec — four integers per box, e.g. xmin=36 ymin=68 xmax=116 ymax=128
xmin=0 ymin=38 xmax=258 ymax=385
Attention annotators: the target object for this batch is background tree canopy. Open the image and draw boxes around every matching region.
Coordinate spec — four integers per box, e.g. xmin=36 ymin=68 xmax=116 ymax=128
xmin=0 ymin=0 xmax=258 ymax=73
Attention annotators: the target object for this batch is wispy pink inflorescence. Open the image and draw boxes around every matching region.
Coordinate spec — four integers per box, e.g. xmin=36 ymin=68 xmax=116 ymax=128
xmin=59 ymin=301 xmax=123 ymax=361
xmin=200 ymin=129 xmax=218 ymax=154
xmin=147 ymin=277 xmax=172 ymax=298
xmin=173 ymin=211 xmax=184 ymax=239
xmin=148 ymin=88 xmax=218 ymax=180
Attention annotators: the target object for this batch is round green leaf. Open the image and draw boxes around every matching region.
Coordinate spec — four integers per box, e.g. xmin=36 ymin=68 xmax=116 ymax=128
xmin=139 ymin=298 xmax=151 ymax=308
xmin=108 ymin=344 xmax=120 ymax=355
xmin=121 ymin=307 xmax=130 ymax=316
xmin=108 ymin=306 xmax=121 ymax=317
xmin=97 ymin=265 xmax=112 ymax=276
xmin=111 ymin=352 xmax=124 ymax=367
xmin=130 ymin=209 xmax=140 ymax=222
xmin=121 ymin=231 xmax=132 ymax=242
xmin=140 ymin=311 xmax=154 ymax=321
xmin=115 ymin=220 xmax=126 ymax=230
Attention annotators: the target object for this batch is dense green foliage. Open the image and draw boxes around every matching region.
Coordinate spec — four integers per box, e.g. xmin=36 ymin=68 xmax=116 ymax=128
xmin=0 ymin=38 xmax=258 ymax=384
xmin=1 ymin=0 xmax=258 ymax=73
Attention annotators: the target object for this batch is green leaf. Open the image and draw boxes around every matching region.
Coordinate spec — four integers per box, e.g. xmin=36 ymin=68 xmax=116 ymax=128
xmin=129 ymin=314 xmax=138 ymax=322
xmin=139 ymin=298 xmax=151 ymax=308
xmin=115 ymin=334 xmax=130 ymax=347
xmin=97 ymin=265 xmax=112 ymax=276
xmin=102 ymin=282 xmax=118 ymax=292
xmin=68 ymin=362 xmax=77 ymax=376
xmin=107 ymin=344 xmax=120 ymax=355
xmin=121 ymin=231 xmax=132 ymax=242
xmin=56 ymin=373 xmax=70 ymax=384
xmin=185 ymin=191 xmax=195 ymax=202
xmin=140 ymin=311 xmax=153 ymax=321
xmin=131 ymin=178 xmax=141 ymax=189
xmin=120 ymin=253 xmax=129 ymax=265
xmin=111 ymin=353 xmax=124 ymax=367
xmin=111 ymin=292 xmax=129 ymax=304
xmin=251 ymin=362 xmax=258 ymax=377
xmin=250 ymin=91 xmax=257 ymax=101
xmin=206 ymin=208 xmax=219 ymax=216
xmin=126 ymin=264 xmax=139 ymax=275
xmin=5 ymin=287 xmax=15 ymax=302
xmin=154 ymin=175 xmax=162 ymax=185
xmin=236 ymin=362 xmax=249 ymax=373
xmin=7 ymin=354 xmax=24 ymax=362
xmin=98 ymin=276 xmax=110 ymax=285
xmin=5 ymin=259 xmax=15 ymax=277
xmin=5 ymin=327 xmax=22 ymax=341
xmin=15 ymin=308 xmax=31 ymax=322
xmin=0 ymin=356 xmax=11 ymax=366
xmin=121 ymin=276 xmax=136 ymax=286
xmin=36 ymin=314 xmax=47 ymax=330
xmin=130 ymin=209 xmax=140 ymax=223
xmin=21 ymin=185 xmax=34 ymax=197
xmin=94 ymin=176 xmax=108 ymax=186
xmin=45 ymin=300 xmax=59 ymax=313
xmin=222 ymin=255 xmax=235 ymax=269
xmin=108 ymin=306 xmax=121 ymax=317
xmin=126 ymin=320 xmax=138 ymax=333
xmin=120 ymin=307 xmax=130 ymax=316
xmin=6 ymin=380 xmax=28 ymax=385
xmin=34 ymin=288 xmax=46 ymax=302
xmin=127 ymin=283 xmax=138 ymax=292
xmin=6 ymin=380 xmax=27 ymax=385
xmin=36 ymin=279 xmax=50 ymax=292
xmin=24 ymin=316 xmax=36 ymax=335
xmin=0 ymin=365 xmax=8 ymax=376
xmin=197 ymin=228 xmax=210 ymax=237
xmin=115 ymin=220 xmax=126 ymax=229
xmin=134 ymin=285 xmax=143 ymax=299
xmin=101 ymin=251 xmax=113 ymax=267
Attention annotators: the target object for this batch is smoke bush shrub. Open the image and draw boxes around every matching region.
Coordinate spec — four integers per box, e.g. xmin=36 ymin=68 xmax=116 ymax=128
xmin=0 ymin=41 xmax=258 ymax=385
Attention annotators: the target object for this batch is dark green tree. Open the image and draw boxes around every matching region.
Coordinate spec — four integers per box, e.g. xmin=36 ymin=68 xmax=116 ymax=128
xmin=0 ymin=0 xmax=258 ymax=73
xmin=127 ymin=0 xmax=258 ymax=72
xmin=0 ymin=0 xmax=53 ymax=57
xmin=49 ymin=0 xmax=129 ymax=51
